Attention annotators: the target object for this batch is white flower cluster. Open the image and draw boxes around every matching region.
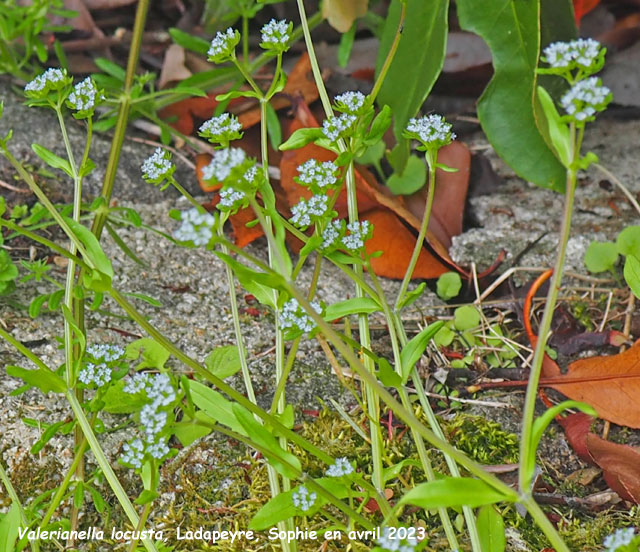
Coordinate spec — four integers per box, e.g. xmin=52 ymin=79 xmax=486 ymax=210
xmin=325 ymin=457 xmax=353 ymax=477
xmin=78 ymin=344 xmax=124 ymax=388
xmin=376 ymin=527 xmax=418 ymax=552
xmin=296 ymin=159 xmax=339 ymax=189
xmin=218 ymin=187 xmax=246 ymax=209
xmin=321 ymin=220 xmax=343 ymax=250
xmin=334 ymin=91 xmax=366 ymax=114
xmin=290 ymin=194 xmax=329 ymax=228
xmin=120 ymin=372 xmax=176 ymax=468
xmin=543 ymin=38 xmax=601 ymax=69
xmin=560 ymin=77 xmax=610 ymax=121
xmin=208 ymin=28 xmax=239 ymax=61
xmin=261 ymin=19 xmax=290 ymax=46
xmin=322 ymin=113 xmax=357 ymax=142
xmin=173 ymin=207 xmax=216 ymax=246
xmin=199 ymin=113 xmax=242 ymax=143
xmin=201 ymin=147 xmax=247 ymax=183
xmin=67 ymin=77 xmax=101 ymax=113
xmin=141 ymin=147 xmax=174 ymax=183
xmin=24 ymin=68 xmax=67 ymax=94
xmin=405 ymin=114 xmax=455 ymax=146
xmin=342 ymin=220 xmax=371 ymax=251
xmin=604 ymin=528 xmax=636 ymax=552
xmin=279 ymin=298 xmax=322 ymax=334
xmin=292 ymin=485 xmax=316 ymax=512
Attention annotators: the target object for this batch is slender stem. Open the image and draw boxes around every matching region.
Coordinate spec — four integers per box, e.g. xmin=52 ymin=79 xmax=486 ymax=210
xmin=232 ymin=56 xmax=263 ymax=96
xmin=242 ymin=14 xmax=249 ymax=63
xmin=128 ymin=501 xmax=153 ymax=552
xmin=65 ymin=391 xmax=158 ymax=552
xmin=395 ymin=153 xmax=435 ymax=311
xmin=369 ymin=1 xmax=406 ymax=104
xmin=518 ymin=126 xmax=578 ymax=496
xmin=90 ymin=0 xmax=150 ymax=239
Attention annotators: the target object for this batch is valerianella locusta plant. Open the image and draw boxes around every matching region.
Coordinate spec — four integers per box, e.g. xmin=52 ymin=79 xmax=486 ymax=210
xmin=542 ymin=38 xmax=605 ymax=74
xmin=279 ymin=298 xmax=322 ymax=337
xmin=322 ymin=113 xmax=357 ymax=143
xmin=292 ymin=485 xmax=316 ymax=513
xmin=199 ymin=112 xmax=243 ymax=145
xmin=320 ymin=219 xmax=346 ymax=252
xmin=172 ymin=208 xmax=216 ymax=247
xmin=333 ymin=91 xmax=367 ymax=115
xmin=603 ymin=528 xmax=637 ymax=552
xmin=325 ymin=457 xmax=354 ymax=477
xmin=342 ymin=220 xmax=372 ymax=252
xmin=259 ymin=19 xmax=292 ymax=52
xmin=141 ymin=147 xmax=175 ymax=188
xmin=24 ymin=67 xmax=70 ymax=98
xmin=66 ymin=77 xmax=103 ymax=119
xmin=208 ymin=27 xmax=240 ymax=63
xmin=201 ymin=147 xmax=247 ymax=183
xmin=290 ymin=194 xmax=330 ymax=230
xmin=376 ymin=527 xmax=419 ymax=552
xmin=404 ymin=114 xmax=455 ymax=151
xmin=560 ymin=77 xmax=611 ymax=124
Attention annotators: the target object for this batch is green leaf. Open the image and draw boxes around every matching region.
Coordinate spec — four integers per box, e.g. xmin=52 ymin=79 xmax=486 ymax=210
xmin=477 ymin=505 xmax=506 ymax=552
xmin=524 ymin=400 xmax=596 ymax=488
xmin=32 ymin=143 xmax=73 ymax=177
xmin=382 ymin=458 xmax=422 ymax=484
xmin=386 ymin=155 xmax=426 ymax=195
xmin=399 ymin=477 xmax=512 ymax=509
xmin=436 ymin=271 xmax=462 ymax=300
xmin=624 ymin=255 xmax=640 ymax=300
xmin=63 ymin=217 xmax=113 ymax=291
xmin=338 ymin=22 xmax=356 ymax=68
xmin=584 ymin=241 xmax=618 ymax=273
xmin=169 ymin=27 xmax=210 ymax=54
xmin=85 ymin=484 xmax=106 ymax=513
xmin=28 ymin=294 xmax=48 ymax=318
xmin=215 ymin=252 xmax=284 ymax=308
xmin=0 ymin=504 xmax=21 ymax=552
xmin=125 ymin=338 xmax=170 ymax=370
xmin=400 ymin=321 xmax=444 ymax=383
xmin=279 ymin=127 xmax=325 ymax=151
xmin=124 ymin=292 xmax=162 ymax=307
xmin=365 ymin=104 xmax=392 ymax=145
xmin=457 ymin=0 xmax=566 ymax=191
xmin=204 ymin=345 xmax=242 ymax=380
xmin=454 ymin=305 xmax=480 ymax=331
xmin=356 ymin=141 xmax=386 ymax=166
xmin=101 ymin=380 xmax=147 ymax=413
xmin=233 ymin=404 xmax=301 ymax=479
xmin=215 ymin=89 xmax=260 ymax=102
xmin=31 ymin=420 xmax=68 ymax=454
xmin=172 ymin=417 xmax=212 ymax=446
xmin=265 ymin=102 xmax=282 ymax=150
xmin=324 ymin=297 xmax=381 ymax=321
xmin=189 ymin=380 xmax=246 ymax=436
xmin=376 ymin=357 xmax=402 ymax=388
xmin=249 ymin=488 xmax=298 ymax=530
xmin=536 ymin=86 xmax=571 ymax=168
xmin=6 ymin=365 xmax=66 ymax=393
xmin=375 ymin=0 xmax=449 ymax=166
xmin=616 ymin=226 xmax=640 ymax=258
xmin=397 ymin=282 xmax=426 ymax=310
xmin=94 ymin=57 xmax=125 ymax=80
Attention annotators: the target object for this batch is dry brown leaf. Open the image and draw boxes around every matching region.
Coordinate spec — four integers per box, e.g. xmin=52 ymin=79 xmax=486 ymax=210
xmin=158 ymin=44 xmax=192 ymax=89
xmin=586 ymin=433 xmax=640 ymax=502
xmin=322 ymin=0 xmax=368 ymax=33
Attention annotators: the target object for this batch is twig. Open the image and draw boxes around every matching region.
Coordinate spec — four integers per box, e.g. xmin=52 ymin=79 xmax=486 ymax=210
xmin=0 ymin=178 xmax=31 ymax=194
xmin=594 ymin=163 xmax=640 ymax=217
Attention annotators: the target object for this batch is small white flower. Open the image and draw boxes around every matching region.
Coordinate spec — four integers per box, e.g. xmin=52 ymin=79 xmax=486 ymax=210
xmin=201 ymin=147 xmax=247 ymax=183
xmin=141 ymin=147 xmax=175 ymax=183
xmin=334 ymin=91 xmax=366 ymax=114
xmin=218 ymin=187 xmax=246 ymax=210
xmin=342 ymin=220 xmax=371 ymax=251
xmin=78 ymin=362 xmax=112 ymax=387
xmin=173 ymin=207 xmax=216 ymax=246
xmin=199 ymin=113 xmax=242 ymax=143
xmin=543 ymin=38 xmax=602 ymax=70
xmin=146 ymin=373 xmax=176 ymax=409
xmin=290 ymin=194 xmax=329 ymax=229
xmin=377 ymin=527 xmax=418 ymax=552
xmin=292 ymin=485 xmax=316 ymax=512
xmin=146 ymin=439 xmax=170 ymax=461
xmin=260 ymin=19 xmax=291 ymax=47
xmin=279 ymin=298 xmax=322 ymax=334
xmin=321 ymin=220 xmax=343 ymax=250
xmin=603 ymin=528 xmax=636 ymax=552
xmin=87 ymin=344 xmax=124 ymax=363
xmin=560 ymin=77 xmax=610 ymax=122
xmin=123 ymin=372 xmax=154 ymax=394
xmin=325 ymin=457 xmax=354 ymax=477
xmin=296 ymin=159 xmax=339 ymax=189
xmin=24 ymin=68 xmax=68 ymax=95
xmin=121 ymin=438 xmax=144 ymax=469
xmin=405 ymin=114 xmax=455 ymax=147
xmin=208 ymin=28 xmax=240 ymax=61
xmin=140 ymin=404 xmax=168 ymax=439
xmin=322 ymin=113 xmax=357 ymax=142
xmin=67 ymin=77 xmax=102 ymax=114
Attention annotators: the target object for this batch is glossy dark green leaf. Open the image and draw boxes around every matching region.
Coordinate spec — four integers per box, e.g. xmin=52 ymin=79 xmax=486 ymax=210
xmin=457 ymin=0 xmax=566 ymax=191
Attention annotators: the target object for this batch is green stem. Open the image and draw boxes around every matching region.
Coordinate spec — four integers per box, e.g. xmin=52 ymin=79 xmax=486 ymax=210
xmin=232 ymin=56 xmax=263 ymax=96
xmin=518 ymin=143 xmax=578 ymax=497
xmin=395 ymin=152 xmax=435 ymax=311
xmin=369 ymin=1 xmax=406 ymax=104
xmin=65 ymin=391 xmax=158 ymax=552
xmin=128 ymin=501 xmax=153 ymax=552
